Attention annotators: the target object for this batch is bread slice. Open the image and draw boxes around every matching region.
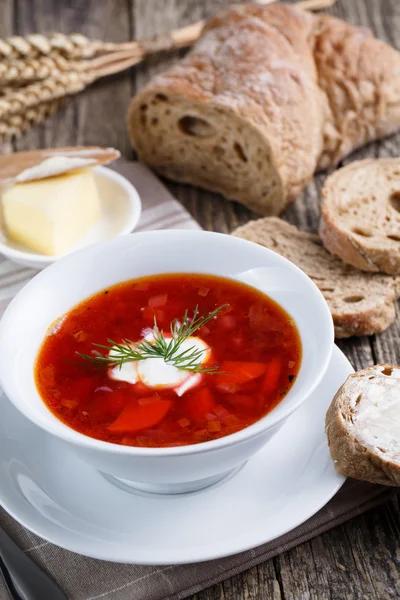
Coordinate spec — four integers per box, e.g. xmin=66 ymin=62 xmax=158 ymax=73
xmin=320 ymin=159 xmax=400 ymax=276
xmin=326 ymin=365 xmax=400 ymax=486
xmin=233 ymin=218 xmax=400 ymax=338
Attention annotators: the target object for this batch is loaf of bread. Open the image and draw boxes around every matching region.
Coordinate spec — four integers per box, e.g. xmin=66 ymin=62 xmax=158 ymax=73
xmin=320 ymin=159 xmax=400 ymax=276
xmin=128 ymin=3 xmax=400 ymax=215
xmin=326 ymin=365 xmax=400 ymax=486
xmin=233 ymin=217 xmax=400 ymax=338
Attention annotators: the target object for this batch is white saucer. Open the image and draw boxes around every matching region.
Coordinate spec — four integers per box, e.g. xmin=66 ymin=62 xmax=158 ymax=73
xmin=0 ymin=166 xmax=142 ymax=270
xmin=0 ymin=346 xmax=351 ymax=565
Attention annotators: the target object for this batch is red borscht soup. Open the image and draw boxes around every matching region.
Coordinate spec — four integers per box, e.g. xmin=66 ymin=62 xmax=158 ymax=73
xmin=35 ymin=274 xmax=301 ymax=447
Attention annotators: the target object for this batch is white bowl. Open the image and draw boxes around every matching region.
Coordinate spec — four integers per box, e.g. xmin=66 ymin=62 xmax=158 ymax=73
xmin=0 ymin=166 xmax=142 ymax=270
xmin=0 ymin=230 xmax=334 ymax=494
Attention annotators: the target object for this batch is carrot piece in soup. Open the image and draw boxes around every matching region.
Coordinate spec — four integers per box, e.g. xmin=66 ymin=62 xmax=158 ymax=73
xmin=216 ymin=361 xmax=266 ymax=386
xmin=148 ymin=294 xmax=168 ymax=308
xmin=141 ymin=307 xmax=165 ymax=322
xmin=262 ymin=358 xmax=282 ymax=396
xmin=40 ymin=364 xmax=55 ymax=386
xmin=108 ymin=397 xmax=172 ymax=433
xmin=185 ymin=388 xmax=216 ymax=423
xmin=207 ymin=419 xmax=221 ymax=432
xmin=215 ymin=381 xmax=240 ymax=394
xmin=197 ymin=287 xmax=210 ymax=297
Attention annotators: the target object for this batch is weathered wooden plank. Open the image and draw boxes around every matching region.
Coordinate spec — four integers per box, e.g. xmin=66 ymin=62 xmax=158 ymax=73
xmin=275 ymin=497 xmax=400 ymax=600
xmin=194 ymin=562 xmax=283 ymax=600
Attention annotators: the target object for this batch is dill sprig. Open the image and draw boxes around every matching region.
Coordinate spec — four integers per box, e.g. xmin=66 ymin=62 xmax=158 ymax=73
xmin=76 ymin=304 xmax=227 ymax=374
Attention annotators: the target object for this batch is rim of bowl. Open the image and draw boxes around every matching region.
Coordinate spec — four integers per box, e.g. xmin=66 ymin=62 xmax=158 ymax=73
xmin=0 ymin=166 xmax=142 ymax=265
xmin=0 ymin=229 xmax=334 ymax=456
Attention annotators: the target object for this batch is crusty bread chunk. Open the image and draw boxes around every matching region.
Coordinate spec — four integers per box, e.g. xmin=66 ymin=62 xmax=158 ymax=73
xmin=326 ymin=365 xmax=400 ymax=486
xmin=128 ymin=3 xmax=400 ymax=215
xmin=233 ymin=218 xmax=400 ymax=338
xmin=320 ymin=159 xmax=400 ymax=276
xmin=128 ymin=4 xmax=322 ymax=216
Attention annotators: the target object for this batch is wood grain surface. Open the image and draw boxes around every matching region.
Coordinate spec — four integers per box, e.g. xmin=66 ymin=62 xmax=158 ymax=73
xmin=2 ymin=0 xmax=400 ymax=598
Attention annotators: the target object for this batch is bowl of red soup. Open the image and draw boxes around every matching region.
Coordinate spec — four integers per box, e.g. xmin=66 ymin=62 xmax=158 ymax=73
xmin=0 ymin=230 xmax=334 ymax=494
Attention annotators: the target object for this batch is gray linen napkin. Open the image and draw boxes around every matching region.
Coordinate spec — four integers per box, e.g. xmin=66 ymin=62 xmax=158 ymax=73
xmin=0 ymin=159 xmax=396 ymax=600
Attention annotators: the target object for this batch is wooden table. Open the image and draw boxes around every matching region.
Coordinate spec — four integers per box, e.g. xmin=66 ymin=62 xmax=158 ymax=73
xmin=2 ymin=0 xmax=400 ymax=597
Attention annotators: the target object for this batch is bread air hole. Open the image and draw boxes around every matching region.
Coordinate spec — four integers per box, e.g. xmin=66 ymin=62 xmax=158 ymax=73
xmin=233 ymin=142 xmax=248 ymax=162
xmin=389 ymin=191 xmax=400 ymax=212
xmin=178 ymin=116 xmax=216 ymax=138
xmin=387 ymin=234 xmax=400 ymax=242
xmin=151 ymin=94 xmax=168 ymax=106
xmin=343 ymin=295 xmax=364 ymax=303
xmin=352 ymin=226 xmax=372 ymax=237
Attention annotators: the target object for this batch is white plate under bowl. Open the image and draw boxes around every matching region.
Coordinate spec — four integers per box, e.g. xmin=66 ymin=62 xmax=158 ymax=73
xmin=0 ymin=346 xmax=351 ymax=564
xmin=0 ymin=165 xmax=142 ymax=270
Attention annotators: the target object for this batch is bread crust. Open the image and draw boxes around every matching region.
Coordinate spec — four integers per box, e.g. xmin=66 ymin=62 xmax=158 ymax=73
xmin=128 ymin=3 xmax=400 ymax=214
xmin=326 ymin=365 xmax=400 ymax=486
xmin=0 ymin=146 xmax=120 ymax=183
xmin=320 ymin=159 xmax=400 ymax=276
xmin=233 ymin=217 xmax=399 ymax=338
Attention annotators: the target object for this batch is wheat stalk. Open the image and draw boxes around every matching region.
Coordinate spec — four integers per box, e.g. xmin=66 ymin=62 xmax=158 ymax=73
xmin=0 ymin=86 xmax=16 ymax=97
xmin=0 ymin=99 xmax=63 ymax=139
xmin=0 ymin=33 xmax=119 ymax=60
xmin=0 ymin=54 xmax=81 ymax=85
xmin=0 ymin=71 xmax=93 ymax=120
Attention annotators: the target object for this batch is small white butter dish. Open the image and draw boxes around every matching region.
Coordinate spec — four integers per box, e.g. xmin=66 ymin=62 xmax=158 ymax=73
xmin=0 ymin=166 xmax=142 ymax=270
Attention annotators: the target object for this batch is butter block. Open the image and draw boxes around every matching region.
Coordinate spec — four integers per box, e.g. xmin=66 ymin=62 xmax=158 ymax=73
xmin=2 ymin=168 xmax=101 ymax=256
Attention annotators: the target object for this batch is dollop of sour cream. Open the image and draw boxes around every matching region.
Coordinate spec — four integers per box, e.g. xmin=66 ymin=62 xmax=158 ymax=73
xmin=108 ymin=335 xmax=210 ymax=397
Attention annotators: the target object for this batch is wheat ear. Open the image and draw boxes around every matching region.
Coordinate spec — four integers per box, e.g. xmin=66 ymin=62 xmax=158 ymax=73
xmin=0 ymin=71 xmax=93 ymax=120
xmin=0 ymin=99 xmax=63 ymax=139
xmin=0 ymin=33 xmax=119 ymax=60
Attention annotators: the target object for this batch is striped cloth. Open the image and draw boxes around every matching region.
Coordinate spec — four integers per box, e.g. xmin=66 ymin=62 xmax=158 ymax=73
xmin=0 ymin=160 xmax=395 ymax=600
